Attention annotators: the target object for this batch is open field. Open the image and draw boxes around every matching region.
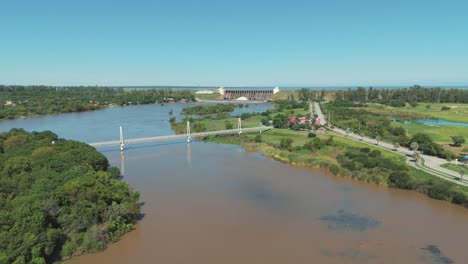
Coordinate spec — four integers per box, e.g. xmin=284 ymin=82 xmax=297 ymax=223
xmin=365 ymin=103 xmax=468 ymax=123
xmin=391 ymin=122 xmax=468 ymax=144
xmin=195 ymin=92 xmax=221 ymax=100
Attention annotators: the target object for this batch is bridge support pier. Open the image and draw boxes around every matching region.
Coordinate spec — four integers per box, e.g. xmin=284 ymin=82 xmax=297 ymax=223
xmin=119 ymin=126 xmax=125 ymax=151
xmin=187 ymin=121 xmax=191 ymax=143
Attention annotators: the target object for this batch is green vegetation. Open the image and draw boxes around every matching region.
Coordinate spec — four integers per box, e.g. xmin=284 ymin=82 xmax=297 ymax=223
xmin=0 ymin=129 xmax=140 ymax=263
xmin=0 ymin=86 xmax=195 ymax=120
xmin=194 ymin=92 xmax=220 ymax=100
xmin=451 ymin=136 xmax=465 ymax=147
xmin=181 ymin=104 xmax=236 ymax=115
xmin=372 ymin=103 xmax=468 ymax=123
xmin=323 ymin=100 xmax=468 ymax=159
xmin=442 ymin=163 xmax=468 ymax=174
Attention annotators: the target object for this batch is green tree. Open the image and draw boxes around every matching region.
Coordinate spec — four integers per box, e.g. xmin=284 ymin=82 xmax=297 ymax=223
xmin=410 ymin=141 xmax=419 ymax=151
xmin=375 ymin=135 xmax=381 ymax=145
xmin=451 ymin=136 xmax=465 ymax=147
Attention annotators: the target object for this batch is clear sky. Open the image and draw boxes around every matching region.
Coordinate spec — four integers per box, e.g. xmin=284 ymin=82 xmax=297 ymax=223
xmin=1 ymin=0 xmax=467 ymax=87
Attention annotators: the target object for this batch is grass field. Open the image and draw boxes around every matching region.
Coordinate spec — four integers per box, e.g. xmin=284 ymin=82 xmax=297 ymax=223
xmin=391 ymin=122 xmax=468 ymax=143
xmin=195 ymin=92 xmax=221 ymax=100
xmin=365 ymin=103 xmax=468 ymax=123
xmin=441 ymin=163 xmax=468 ymax=174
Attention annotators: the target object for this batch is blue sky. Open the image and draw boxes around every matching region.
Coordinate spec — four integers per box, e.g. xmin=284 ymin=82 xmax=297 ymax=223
xmin=1 ymin=0 xmax=467 ymax=86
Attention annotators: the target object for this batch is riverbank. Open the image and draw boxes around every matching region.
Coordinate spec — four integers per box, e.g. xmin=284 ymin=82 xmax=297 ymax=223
xmin=0 ymin=86 xmax=196 ymax=120
xmin=202 ymin=129 xmax=468 ymax=208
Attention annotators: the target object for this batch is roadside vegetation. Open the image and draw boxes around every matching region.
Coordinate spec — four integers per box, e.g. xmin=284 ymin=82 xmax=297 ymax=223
xmin=0 ymin=129 xmax=140 ymax=263
xmin=0 ymin=86 xmax=195 ymax=120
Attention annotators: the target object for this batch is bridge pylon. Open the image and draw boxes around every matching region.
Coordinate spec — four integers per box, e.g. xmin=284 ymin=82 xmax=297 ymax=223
xmin=119 ymin=126 xmax=124 ymax=151
xmin=238 ymin=118 xmax=242 ymax=134
xmin=187 ymin=121 xmax=191 ymax=143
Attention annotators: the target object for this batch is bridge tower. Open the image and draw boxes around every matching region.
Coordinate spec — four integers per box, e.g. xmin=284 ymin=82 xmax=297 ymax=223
xmin=187 ymin=121 xmax=191 ymax=143
xmin=238 ymin=118 xmax=242 ymax=134
xmin=119 ymin=126 xmax=124 ymax=151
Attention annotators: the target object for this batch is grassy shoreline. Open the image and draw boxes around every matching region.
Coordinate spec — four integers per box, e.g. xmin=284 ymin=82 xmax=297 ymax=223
xmin=201 ymin=129 xmax=468 ymax=208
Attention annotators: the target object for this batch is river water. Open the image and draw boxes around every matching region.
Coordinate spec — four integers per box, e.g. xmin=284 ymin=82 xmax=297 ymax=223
xmin=1 ymin=103 xmax=467 ymax=264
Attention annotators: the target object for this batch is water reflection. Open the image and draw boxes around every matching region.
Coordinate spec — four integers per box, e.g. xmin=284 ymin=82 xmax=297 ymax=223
xmin=186 ymin=142 xmax=192 ymax=167
xmin=120 ymin=151 xmax=125 ymax=176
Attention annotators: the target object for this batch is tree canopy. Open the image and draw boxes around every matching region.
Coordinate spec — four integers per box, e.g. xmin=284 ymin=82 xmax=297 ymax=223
xmin=0 ymin=129 xmax=140 ymax=263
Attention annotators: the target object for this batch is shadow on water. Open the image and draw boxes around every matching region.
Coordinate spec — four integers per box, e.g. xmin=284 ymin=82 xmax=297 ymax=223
xmin=233 ymin=178 xmax=300 ymax=216
xmin=421 ymin=245 xmax=454 ymax=264
xmin=319 ymin=209 xmax=380 ymax=231
xmin=136 ymin=202 xmax=146 ymax=221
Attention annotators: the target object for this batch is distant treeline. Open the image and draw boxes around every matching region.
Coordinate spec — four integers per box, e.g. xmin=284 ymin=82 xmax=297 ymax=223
xmin=297 ymin=85 xmax=468 ymax=104
xmin=0 ymin=86 xmax=195 ymax=120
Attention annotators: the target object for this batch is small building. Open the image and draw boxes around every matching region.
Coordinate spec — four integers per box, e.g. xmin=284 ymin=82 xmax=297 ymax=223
xmin=298 ymin=117 xmax=308 ymax=124
xmin=3 ymin=101 xmax=15 ymax=106
xmin=168 ymin=98 xmax=175 ymax=103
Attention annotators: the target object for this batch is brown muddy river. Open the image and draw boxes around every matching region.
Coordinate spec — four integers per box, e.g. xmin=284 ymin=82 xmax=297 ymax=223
xmin=71 ymin=142 xmax=467 ymax=264
xmin=0 ymin=103 xmax=465 ymax=263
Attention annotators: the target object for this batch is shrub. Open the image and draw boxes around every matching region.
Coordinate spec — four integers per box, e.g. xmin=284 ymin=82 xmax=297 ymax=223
xmin=389 ymin=172 xmax=413 ymax=189
xmin=427 ymin=183 xmax=452 ymax=201
xmin=254 ymin=135 xmax=262 ymax=143
xmin=279 ymin=137 xmax=293 ymax=151
xmin=441 ymin=106 xmax=451 ymax=110
xmin=452 ymin=192 xmax=467 ymax=205
xmin=307 ymin=132 xmax=316 ymax=138
xmin=329 ymin=164 xmax=340 ymax=175
xmin=225 ymin=121 xmax=234 ymax=130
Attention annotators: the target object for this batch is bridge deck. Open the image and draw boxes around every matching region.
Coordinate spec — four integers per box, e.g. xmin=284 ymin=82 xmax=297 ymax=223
xmin=88 ymin=126 xmax=271 ymax=148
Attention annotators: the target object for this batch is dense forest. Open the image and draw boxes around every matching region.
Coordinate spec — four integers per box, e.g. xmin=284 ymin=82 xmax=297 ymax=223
xmin=0 ymin=86 xmax=195 ymax=120
xmin=335 ymin=86 xmax=468 ymax=105
xmin=0 ymin=129 xmax=140 ymax=263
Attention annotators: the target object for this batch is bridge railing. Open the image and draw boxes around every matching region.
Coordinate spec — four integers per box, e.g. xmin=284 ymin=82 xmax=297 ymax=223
xmin=88 ymin=126 xmax=272 ymax=148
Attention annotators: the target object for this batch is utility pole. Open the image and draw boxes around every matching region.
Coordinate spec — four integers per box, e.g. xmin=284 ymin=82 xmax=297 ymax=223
xmin=238 ymin=118 xmax=242 ymax=134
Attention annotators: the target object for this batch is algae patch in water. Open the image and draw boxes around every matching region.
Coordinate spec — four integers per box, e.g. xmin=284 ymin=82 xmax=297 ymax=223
xmin=320 ymin=210 xmax=380 ymax=231
xmin=421 ymin=245 xmax=454 ymax=264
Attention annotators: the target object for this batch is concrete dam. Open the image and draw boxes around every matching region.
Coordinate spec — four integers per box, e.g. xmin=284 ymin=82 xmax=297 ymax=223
xmin=219 ymin=87 xmax=280 ymax=101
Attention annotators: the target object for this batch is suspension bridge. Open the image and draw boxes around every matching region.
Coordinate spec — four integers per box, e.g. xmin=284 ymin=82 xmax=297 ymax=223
xmin=88 ymin=118 xmax=272 ymax=150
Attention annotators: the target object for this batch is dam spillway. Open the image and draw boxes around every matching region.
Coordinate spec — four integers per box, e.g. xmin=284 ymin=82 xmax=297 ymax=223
xmin=219 ymin=87 xmax=280 ymax=101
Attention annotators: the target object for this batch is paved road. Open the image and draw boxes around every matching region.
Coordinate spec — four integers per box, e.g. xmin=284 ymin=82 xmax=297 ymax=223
xmin=312 ymin=102 xmax=468 ymax=187
xmin=311 ymin=102 xmax=326 ymax=125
